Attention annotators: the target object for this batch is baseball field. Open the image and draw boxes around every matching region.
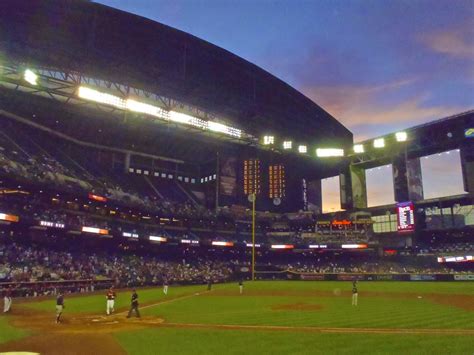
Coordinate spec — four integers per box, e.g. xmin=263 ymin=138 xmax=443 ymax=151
xmin=0 ymin=281 xmax=473 ymax=354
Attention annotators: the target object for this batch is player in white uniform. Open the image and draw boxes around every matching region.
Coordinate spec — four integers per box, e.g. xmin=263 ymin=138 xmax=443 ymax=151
xmin=106 ymin=287 xmax=116 ymax=315
xmin=3 ymin=289 xmax=12 ymax=313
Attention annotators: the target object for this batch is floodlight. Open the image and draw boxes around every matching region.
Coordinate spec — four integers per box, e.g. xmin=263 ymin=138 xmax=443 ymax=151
xmin=316 ymin=148 xmax=344 ymax=157
xmin=24 ymin=69 xmax=38 ymax=85
xmin=395 ymin=131 xmax=407 ymax=142
xmin=354 ymin=144 xmax=364 ymax=153
xmin=373 ymin=138 xmax=385 ymax=148
xmin=263 ymin=136 xmax=274 ymax=145
xmin=169 ymin=111 xmax=199 ymax=125
xmin=208 ymin=121 xmax=242 ymax=138
xmin=126 ymin=99 xmax=167 ymax=119
xmin=149 ymin=236 xmax=167 ymax=242
xmin=283 ymin=141 xmax=292 ymax=149
xmin=298 ymin=145 xmax=307 ymax=154
xmin=78 ymin=86 xmax=126 ymax=109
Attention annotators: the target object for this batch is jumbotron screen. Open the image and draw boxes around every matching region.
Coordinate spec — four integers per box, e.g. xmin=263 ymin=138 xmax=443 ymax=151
xmin=321 ymin=175 xmax=342 ymax=213
xmin=420 ymin=149 xmax=467 ymax=199
xmin=397 ymin=201 xmax=415 ymax=233
xmin=366 ymin=164 xmax=395 ymax=207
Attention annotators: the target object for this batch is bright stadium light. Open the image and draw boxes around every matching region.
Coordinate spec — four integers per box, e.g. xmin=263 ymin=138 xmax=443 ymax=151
xmin=395 ymin=131 xmax=407 ymax=142
xmin=298 ymin=145 xmax=307 ymax=154
xmin=208 ymin=121 xmax=242 ymax=138
xmin=24 ymin=69 xmax=38 ymax=85
xmin=149 ymin=235 xmax=167 ymax=242
xmin=126 ymin=99 xmax=168 ymax=119
xmin=170 ymin=111 xmax=210 ymax=130
xmin=78 ymin=87 xmax=242 ymax=138
xmin=78 ymin=86 xmax=127 ymax=109
xmin=316 ymin=148 xmax=344 ymax=157
xmin=263 ymin=136 xmax=274 ymax=145
xmin=373 ymin=138 xmax=385 ymax=148
xmin=283 ymin=141 xmax=292 ymax=149
xmin=353 ymin=144 xmax=364 ymax=153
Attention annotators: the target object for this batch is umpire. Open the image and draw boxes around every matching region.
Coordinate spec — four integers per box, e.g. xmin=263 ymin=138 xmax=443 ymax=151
xmin=126 ymin=289 xmax=140 ymax=318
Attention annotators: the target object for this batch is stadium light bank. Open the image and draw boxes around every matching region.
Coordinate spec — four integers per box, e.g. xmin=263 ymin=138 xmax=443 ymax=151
xmin=77 ymin=86 xmax=242 ymax=139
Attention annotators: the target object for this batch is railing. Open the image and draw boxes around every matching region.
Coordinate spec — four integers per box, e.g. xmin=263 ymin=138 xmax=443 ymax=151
xmin=0 ymin=279 xmax=113 ymax=298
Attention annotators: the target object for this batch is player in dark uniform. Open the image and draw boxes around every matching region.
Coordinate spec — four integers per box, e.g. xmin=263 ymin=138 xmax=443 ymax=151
xmin=207 ymin=278 xmax=212 ymax=291
xmin=56 ymin=292 xmax=65 ymax=323
xmin=126 ymin=289 xmax=140 ymax=318
xmin=238 ymin=279 xmax=243 ymax=294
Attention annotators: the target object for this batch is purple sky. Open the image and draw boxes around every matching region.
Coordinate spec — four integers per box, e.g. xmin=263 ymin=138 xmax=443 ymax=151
xmin=96 ymin=0 xmax=473 ymax=141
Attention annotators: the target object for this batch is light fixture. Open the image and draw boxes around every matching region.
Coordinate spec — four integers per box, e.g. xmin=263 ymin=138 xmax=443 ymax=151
xmin=78 ymin=86 xmax=126 ymax=109
xmin=283 ymin=141 xmax=292 ymax=149
xmin=298 ymin=145 xmax=307 ymax=154
xmin=316 ymin=148 xmax=344 ymax=157
xmin=77 ymin=86 xmax=241 ymax=138
xmin=263 ymin=136 xmax=274 ymax=145
xmin=24 ymin=69 xmax=38 ymax=86
xmin=395 ymin=131 xmax=407 ymax=142
xmin=353 ymin=144 xmax=364 ymax=153
xmin=373 ymin=138 xmax=385 ymax=148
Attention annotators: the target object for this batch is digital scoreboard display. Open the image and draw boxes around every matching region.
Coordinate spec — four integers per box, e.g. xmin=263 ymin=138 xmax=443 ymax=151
xmin=397 ymin=201 xmax=415 ymax=233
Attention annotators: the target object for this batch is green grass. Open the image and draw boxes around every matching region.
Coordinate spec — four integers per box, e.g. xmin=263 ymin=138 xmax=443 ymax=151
xmin=3 ymin=281 xmax=474 ymax=353
xmin=0 ymin=316 xmax=29 ymax=344
xmin=115 ymin=328 xmax=474 ymax=355
xmin=145 ymin=281 xmax=474 ymax=329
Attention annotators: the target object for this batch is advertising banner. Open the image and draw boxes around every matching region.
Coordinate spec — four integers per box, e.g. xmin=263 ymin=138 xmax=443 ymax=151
xmin=454 ymin=274 xmax=474 ymax=281
xmin=409 ymin=274 xmax=437 ymax=281
xmin=220 ymin=157 xmax=237 ymax=196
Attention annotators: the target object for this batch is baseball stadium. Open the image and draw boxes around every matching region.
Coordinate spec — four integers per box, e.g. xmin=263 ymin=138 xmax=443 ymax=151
xmin=0 ymin=1 xmax=473 ymax=354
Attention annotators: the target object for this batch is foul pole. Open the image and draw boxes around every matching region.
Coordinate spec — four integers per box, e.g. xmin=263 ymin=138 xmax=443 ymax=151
xmin=251 ymin=194 xmax=256 ymax=281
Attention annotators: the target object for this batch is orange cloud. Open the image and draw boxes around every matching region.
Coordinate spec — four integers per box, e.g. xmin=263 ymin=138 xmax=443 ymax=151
xmin=302 ymin=81 xmax=470 ymax=141
xmin=418 ymin=28 xmax=474 ymax=58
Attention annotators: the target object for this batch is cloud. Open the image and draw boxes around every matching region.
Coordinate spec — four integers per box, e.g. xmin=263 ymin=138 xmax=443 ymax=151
xmin=302 ymin=80 xmax=470 ymax=141
xmin=418 ymin=28 xmax=474 ymax=58
xmin=303 ymin=78 xmax=418 ymax=119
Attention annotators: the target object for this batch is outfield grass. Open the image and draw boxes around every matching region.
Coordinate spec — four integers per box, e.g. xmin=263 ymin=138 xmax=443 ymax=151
xmin=2 ymin=281 xmax=474 ymax=354
xmin=115 ymin=328 xmax=474 ymax=355
xmin=146 ymin=281 xmax=474 ymax=329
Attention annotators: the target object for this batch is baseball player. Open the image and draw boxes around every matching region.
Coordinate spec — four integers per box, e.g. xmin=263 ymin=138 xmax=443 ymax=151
xmin=163 ymin=278 xmax=169 ymax=295
xmin=56 ymin=292 xmax=65 ymax=324
xmin=238 ymin=279 xmax=243 ymax=294
xmin=3 ymin=289 xmax=12 ymax=313
xmin=106 ymin=287 xmax=116 ymax=315
xmin=352 ymin=281 xmax=358 ymax=306
xmin=126 ymin=289 xmax=140 ymax=318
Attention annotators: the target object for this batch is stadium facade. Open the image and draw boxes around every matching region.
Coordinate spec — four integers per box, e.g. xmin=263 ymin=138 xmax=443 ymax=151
xmin=0 ymin=0 xmax=472 ymax=264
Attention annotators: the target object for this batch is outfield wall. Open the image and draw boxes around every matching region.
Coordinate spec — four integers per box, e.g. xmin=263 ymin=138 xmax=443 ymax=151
xmin=254 ymin=271 xmax=474 ymax=281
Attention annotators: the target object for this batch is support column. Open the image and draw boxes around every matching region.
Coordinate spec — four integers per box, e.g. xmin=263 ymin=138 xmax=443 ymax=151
xmin=406 ymin=158 xmax=424 ymax=201
xmin=124 ymin=152 xmax=131 ymax=173
xmin=392 ymin=155 xmax=409 ymax=202
xmin=350 ymin=165 xmax=367 ymax=209
xmin=340 ymin=166 xmax=353 ymax=210
xmin=460 ymin=143 xmax=474 ymax=193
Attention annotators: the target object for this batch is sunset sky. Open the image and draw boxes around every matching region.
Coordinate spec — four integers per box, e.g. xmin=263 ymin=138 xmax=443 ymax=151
xmin=97 ymin=0 xmax=473 ymax=141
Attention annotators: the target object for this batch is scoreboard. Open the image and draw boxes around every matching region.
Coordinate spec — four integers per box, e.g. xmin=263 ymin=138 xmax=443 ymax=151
xmin=397 ymin=201 xmax=415 ymax=233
